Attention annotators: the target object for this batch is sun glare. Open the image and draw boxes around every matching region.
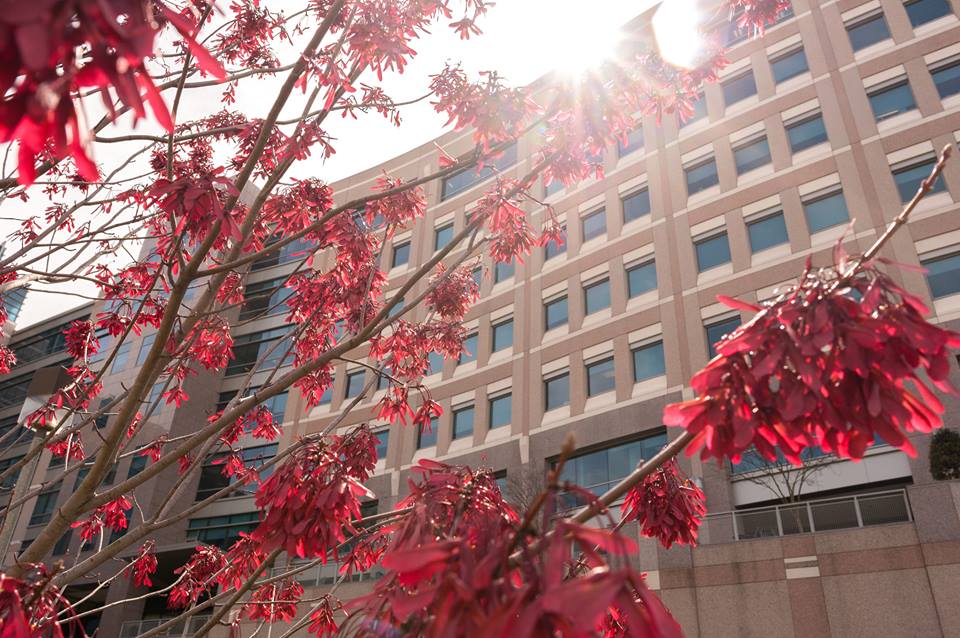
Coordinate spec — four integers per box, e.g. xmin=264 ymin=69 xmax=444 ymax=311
xmin=652 ymin=0 xmax=705 ymax=69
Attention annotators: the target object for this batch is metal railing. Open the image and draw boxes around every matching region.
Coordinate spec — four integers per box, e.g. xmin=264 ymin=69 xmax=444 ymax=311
xmin=270 ymin=561 xmax=385 ymax=588
xmin=700 ymin=489 xmax=912 ymax=543
xmin=119 ymin=615 xmax=211 ymax=638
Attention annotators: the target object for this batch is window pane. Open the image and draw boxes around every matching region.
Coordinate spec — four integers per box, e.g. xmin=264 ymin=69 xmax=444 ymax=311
xmin=489 ymin=394 xmax=512 ymax=428
xmin=932 ymin=61 xmax=960 ymax=98
xmin=787 ymin=114 xmax=828 ymax=153
xmin=434 ymin=224 xmax=454 ymax=251
xmin=239 ymin=278 xmax=291 ymax=321
xmin=722 ymin=72 xmax=757 ymax=106
xmin=544 ymin=296 xmax=568 ymax=331
xmin=680 ymin=94 xmax=707 ymax=127
xmin=586 ymin=357 xmax=616 ymax=396
xmin=345 ymin=371 xmax=365 ymax=398
xmin=417 ymin=417 xmax=438 ymax=449
xmin=868 ymin=82 xmax=916 ymax=121
xmin=847 ymin=14 xmax=890 ymax=51
xmin=136 ymin=334 xmax=155 ymax=366
xmin=374 ymin=431 xmax=389 ymax=460
xmin=734 ymin=137 xmax=771 ymax=174
xmin=747 ymin=213 xmax=789 ymax=252
xmin=633 ymin=341 xmax=666 ymax=381
xmin=771 ymin=48 xmax=808 ymax=83
xmin=544 ymin=373 xmax=570 ymax=410
xmin=803 ymin=191 xmax=849 ymax=233
xmin=922 ymin=252 xmax=960 ymax=298
xmin=492 ymin=319 xmax=513 ymax=352
xmin=686 ymin=158 xmax=719 ymax=195
xmin=706 ymin=316 xmax=742 ymax=358
xmin=617 ymin=127 xmax=644 ymax=156
xmin=622 ymin=189 xmax=651 ymax=223
xmin=584 ymin=279 xmax=611 ymax=314
xmin=893 ymin=159 xmax=945 ymax=203
xmin=110 ymin=342 xmax=131 ymax=374
xmin=695 ymin=233 xmax=731 ymax=272
xmin=581 ymin=209 xmax=607 ymax=241
xmin=392 ymin=242 xmax=410 ymax=268
xmin=441 ymin=144 xmax=517 ymax=200
xmin=458 ymin=333 xmax=478 ymax=363
xmin=545 ymin=228 xmax=567 ymax=260
xmin=495 ymin=261 xmax=514 ymax=283
xmin=427 ymin=351 xmax=444 ymax=375
xmin=627 ymin=261 xmax=657 ymax=297
xmin=453 ymin=407 xmax=474 ymax=439
xmin=545 ymin=178 xmax=564 ymax=197
xmin=905 ymin=0 xmax=951 ymax=27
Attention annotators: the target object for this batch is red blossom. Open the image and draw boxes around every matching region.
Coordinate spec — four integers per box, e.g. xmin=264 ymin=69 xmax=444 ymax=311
xmin=666 ymin=259 xmax=960 ymax=464
xmin=130 ymin=542 xmax=159 ymax=587
xmin=244 ymin=579 xmax=304 ymax=623
xmin=0 ymin=566 xmax=87 ymax=637
xmin=623 ymin=460 xmax=706 ymax=548
xmin=169 ymin=546 xmax=228 ymax=609
xmin=251 ymin=427 xmax=378 ymax=559
xmin=138 ymin=437 xmax=167 ymax=462
xmin=426 ymin=264 xmax=480 ymax=320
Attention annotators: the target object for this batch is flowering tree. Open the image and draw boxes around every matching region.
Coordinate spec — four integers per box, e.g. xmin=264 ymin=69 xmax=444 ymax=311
xmin=0 ymin=0 xmax=957 ymax=636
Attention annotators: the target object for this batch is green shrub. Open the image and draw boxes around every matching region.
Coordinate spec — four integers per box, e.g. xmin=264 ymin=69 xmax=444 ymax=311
xmin=930 ymin=429 xmax=960 ymax=481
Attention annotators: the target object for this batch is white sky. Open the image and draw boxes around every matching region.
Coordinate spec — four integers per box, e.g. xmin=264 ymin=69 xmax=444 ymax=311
xmin=6 ymin=1 xmax=645 ymax=329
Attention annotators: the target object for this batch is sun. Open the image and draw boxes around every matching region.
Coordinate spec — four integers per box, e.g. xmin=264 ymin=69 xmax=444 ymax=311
xmin=652 ymin=0 xmax=706 ymax=69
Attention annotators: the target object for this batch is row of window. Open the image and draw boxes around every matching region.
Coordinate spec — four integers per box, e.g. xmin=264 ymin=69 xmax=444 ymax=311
xmin=846 ymin=0 xmax=953 ymax=54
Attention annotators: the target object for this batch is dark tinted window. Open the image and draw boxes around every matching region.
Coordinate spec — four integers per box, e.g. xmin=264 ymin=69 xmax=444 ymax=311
xmin=345 ymin=371 xmax=365 ymax=398
xmin=803 ymin=191 xmax=850 ymax=233
xmin=453 ymin=406 xmax=474 ymax=439
xmin=544 ymin=296 xmax=568 ymax=331
xmin=633 ymin=341 xmax=666 ymax=381
xmin=932 ymin=60 xmax=960 ymax=98
xmin=544 ymin=373 xmax=570 ymax=410
xmin=786 ymin=114 xmax=828 ymax=153
xmin=627 ymin=261 xmax=657 ymax=297
xmin=586 ymin=357 xmax=616 ymax=396
xmin=847 ymin=13 xmax=890 ymax=51
xmin=584 ymin=279 xmax=611 ymax=314
xmin=922 ymin=252 xmax=960 ymax=298
xmin=904 ymin=0 xmax=952 ymax=27
xmin=492 ymin=319 xmax=513 ymax=352
xmin=868 ymin=81 xmax=916 ymax=121
xmin=771 ymin=48 xmax=808 ymax=83
xmin=622 ymin=188 xmax=651 ymax=223
xmin=747 ymin=212 xmax=789 ymax=252
xmin=686 ymin=158 xmax=719 ymax=195
xmin=695 ymin=233 xmax=731 ymax=272
xmin=734 ymin=137 xmax=771 ymax=174
xmin=391 ymin=241 xmax=410 ymax=268
xmin=489 ymin=394 xmax=512 ymax=428
xmin=434 ymin=224 xmax=454 ymax=251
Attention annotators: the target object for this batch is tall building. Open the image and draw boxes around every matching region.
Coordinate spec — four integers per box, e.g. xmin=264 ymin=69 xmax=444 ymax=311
xmin=2 ymin=0 xmax=960 ymax=635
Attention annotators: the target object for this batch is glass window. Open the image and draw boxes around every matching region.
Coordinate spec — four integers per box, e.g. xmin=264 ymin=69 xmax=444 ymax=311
xmin=239 ymin=277 xmax=292 ymax=321
xmin=706 ymin=316 xmax=742 ymax=358
xmin=251 ymin=235 xmax=314 ymax=271
xmin=545 ymin=227 xmax=566 ymax=260
xmin=417 ymin=417 xmax=438 ymax=449
xmin=489 ymin=394 xmax=512 ymax=428
xmin=618 ymin=127 xmax=644 ymax=157
xmin=186 ymin=512 xmax=260 ymax=548
xmin=494 ymin=261 xmax=514 ymax=283
xmin=586 ymin=357 xmax=616 ymax=396
xmin=694 ymin=233 xmax=731 ymax=272
xmin=441 ymin=144 xmax=517 ymax=200
xmin=733 ymin=137 xmax=771 ymax=175
xmin=622 ymin=188 xmax=651 ymax=223
xmin=722 ymin=71 xmax=757 ymax=106
xmin=391 ymin=241 xmax=410 ymax=268
xmin=904 ymin=0 xmax=952 ymax=27
xmin=110 ymin=342 xmax=131 ymax=374
xmin=387 ymin=297 xmax=405 ymax=318
xmin=581 ymin=209 xmax=607 ymax=242
xmin=771 ymin=48 xmax=808 ymax=83
xmin=544 ymin=296 xmax=568 ymax=331
xmin=427 ymin=351 xmax=444 ymax=376
xmin=786 ymin=114 xmax=828 ymax=153
xmin=434 ymin=224 xmax=454 ymax=251
xmin=556 ymin=432 xmax=668 ymax=507
xmin=88 ymin=329 xmax=112 ymax=364
xmin=633 ymin=341 xmax=666 ymax=381
xmin=0 ymin=375 xmax=31 ymax=409
xmin=932 ymin=59 xmax=960 ymax=98
xmin=892 ymin=158 xmax=946 ymax=203
xmin=846 ymin=13 xmax=890 ymax=51
xmin=458 ymin=333 xmax=478 ymax=364
xmin=747 ymin=212 xmax=789 ymax=252
xmin=374 ymin=430 xmax=389 ymax=460
xmin=544 ymin=372 xmax=570 ymax=410
xmin=626 ymin=260 xmax=657 ymax=297
xmin=196 ymin=444 xmax=278 ymax=500
xmin=136 ymin=333 xmax=155 ymax=366
xmin=29 ymin=483 xmax=61 ymax=526
xmin=10 ymin=319 xmax=70 ymax=365
xmin=868 ymin=81 xmax=916 ymax=121
xmin=803 ymin=190 xmax=850 ymax=233
xmin=922 ymin=252 xmax=960 ymax=298
xmin=545 ymin=178 xmax=564 ymax=198
xmin=584 ymin=278 xmax=611 ymax=314
xmin=680 ymin=93 xmax=707 ymax=128
xmin=226 ymin=327 xmax=293 ymax=376
xmin=686 ymin=157 xmax=719 ymax=195
xmin=53 ymin=530 xmax=72 ymax=556
xmin=453 ymin=406 xmax=474 ymax=439
xmin=127 ymin=455 xmax=147 ymax=478
xmin=492 ymin=319 xmax=513 ymax=352
xmin=345 ymin=370 xmax=365 ymax=398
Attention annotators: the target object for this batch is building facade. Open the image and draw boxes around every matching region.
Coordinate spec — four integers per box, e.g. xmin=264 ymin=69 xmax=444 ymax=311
xmin=2 ymin=0 xmax=960 ymax=635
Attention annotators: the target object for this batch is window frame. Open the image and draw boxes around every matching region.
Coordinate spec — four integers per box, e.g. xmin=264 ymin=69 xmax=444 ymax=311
xmin=544 ymin=371 xmax=571 ymax=411
xmin=632 ymin=340 xmax=666 ymax=382
xmin=544 ymin=295 xmax=569 ymax=331
xmin=581 ymin=208 xmax=607 ymax=242
xmin=694 ymin=231 xmax=732 ymax=272
xmin=488 ymin=393 xmax=512 ymax=429
xmin=491 ymin=318 xmax=514 ymax=352
xmin=685 ymin=156 xmax=720 ymax=196
xmin=583 ymin=277 xmax=612 ymax=315
xmin=746 ymin=210 xmax=790 ymax=253
xmin=585 ymin=356 xmax=617 ymax=397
